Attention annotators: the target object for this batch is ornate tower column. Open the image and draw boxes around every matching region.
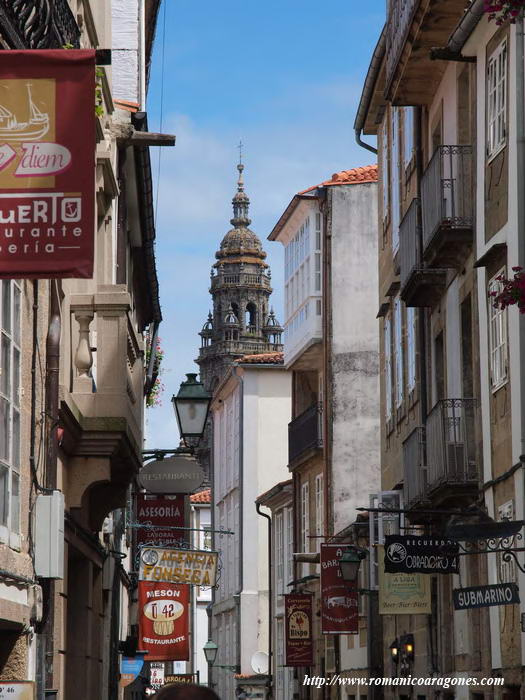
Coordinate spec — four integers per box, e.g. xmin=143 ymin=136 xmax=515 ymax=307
xmin=196 ymin=158 xmax=283 ymax=392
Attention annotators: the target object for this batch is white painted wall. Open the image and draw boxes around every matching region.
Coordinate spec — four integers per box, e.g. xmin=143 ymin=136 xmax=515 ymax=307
xmin=112 ymin=0 xmax=140 ymax=104
xmin=211 ymin=367 xmax=291 ymax=696
xmin=329 ymin=183 xmax=380 ymax=535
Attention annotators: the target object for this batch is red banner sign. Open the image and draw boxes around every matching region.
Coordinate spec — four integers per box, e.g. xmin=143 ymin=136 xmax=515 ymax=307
xmin=138 ymin=581 xmax=190 ymax=661
xmin=320 ymin=543 xmax=359 ymax=634
xmin=0 ymin=50 xmax=95 ymax=279
xmin=136 ymin=495 xmax=186 ymax=548
xmin=284 ymin=594 xmax=314 ymax=666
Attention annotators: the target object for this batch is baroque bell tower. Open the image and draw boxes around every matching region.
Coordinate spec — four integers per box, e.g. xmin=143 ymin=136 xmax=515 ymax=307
xmin=196 ymin=156 xmax=283 ymax=392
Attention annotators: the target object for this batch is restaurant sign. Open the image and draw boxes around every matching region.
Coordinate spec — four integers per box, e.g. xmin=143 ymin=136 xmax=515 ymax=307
xmin=384 ymin=535 xmax=459 ymax=575
xmin=0 ymin=50 xmax=95 ymax=279
xmin=377 ymin=545 xmax=431 ymax=615
xmin=320 ymin=543 xmax=359 ymax=634
xmin=0 ymin=682 xmax=34 ymax=699
xmin=138 ymin=581 xmax=190 ymax=661
xmin=284 ymin=594 xmax=314 ymax=666
xmin=139 ymin=546 xmax=218 ymax=587
xmin=453 ymin=583 xmax=520 ymax=610
xmin=138 ymin=455 xmax=204 ymax=494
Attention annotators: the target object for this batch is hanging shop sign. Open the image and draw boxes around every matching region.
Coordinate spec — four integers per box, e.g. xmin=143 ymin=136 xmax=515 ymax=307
xmin=377 ymin=545 xmax=431 ymax=615
xmin=164 ymin=674 xmax=199 ymax=686
xmin=119 ymin=653 xmax=147 ymax=689
xmin=0 ymin=682 xmax=34 ymax=699
xmin=150 ymin=663 xmax=165 ymax=689
xmin=320 ymin=543 xmax=359 ymax=634
xmin=138 ymin=455 xmax=204 ymax=494
xmin=139 ymin=546 xmax=218 ymax=587
xmin=384 ymin=535 xmax=459 ymax=575
xmin=453 ymin=583 xmax=520 ymax=611
xmin=0 ymin=50 xmax=95 ymax=279
xmin=138 ymin=581 xmax=190 ymax=661
xmin=136 ymin=494 xmax=187 ymax=548
xmin=284 ymin=594 xmax=314 ymax=666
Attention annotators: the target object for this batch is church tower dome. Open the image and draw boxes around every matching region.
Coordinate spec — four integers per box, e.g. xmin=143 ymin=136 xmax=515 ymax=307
xmin=196 ymin=153 xmax=283 ymax=391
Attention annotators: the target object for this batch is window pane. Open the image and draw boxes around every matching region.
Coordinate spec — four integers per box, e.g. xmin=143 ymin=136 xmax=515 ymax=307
xmin=11 ymin=472 xmax=19 ymax=534
xmin=12 ymin=348 xmax=19 ymax=408
xmin=13 ymin=286 xmax=20 ymax=346
xmin=0 ymin=398 xmax=8 ymax=462
xmin=12 ymin=410 xmax=19 ymax=473
xmin=1 ymin=281 xmax=10 ymax=334
xmin=0 ymin=464 xmax=8 ymax=527
xmin=0 ymin=334 xmax=9 ymax=396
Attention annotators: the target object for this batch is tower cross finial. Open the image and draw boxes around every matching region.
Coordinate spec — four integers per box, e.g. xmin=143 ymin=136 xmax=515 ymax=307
xmin=238 ymin=139 xmax=243 ymax=165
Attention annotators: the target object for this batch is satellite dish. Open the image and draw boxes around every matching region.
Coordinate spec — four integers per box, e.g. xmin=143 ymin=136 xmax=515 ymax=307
xmin=250 ymin=651 xmax=269 ymax=675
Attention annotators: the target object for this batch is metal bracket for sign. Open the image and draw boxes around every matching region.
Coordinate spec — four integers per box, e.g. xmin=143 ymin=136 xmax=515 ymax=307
xmin=451 ymin=533 xmax=525 ymax=574
xmin=127 ymin=522 xmax=234 ymax=536
xmin=141 ymin=447 xmax=194 ymax=462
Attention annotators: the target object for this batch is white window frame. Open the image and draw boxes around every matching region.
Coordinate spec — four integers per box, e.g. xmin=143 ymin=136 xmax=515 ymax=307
xmin=488 ymin=268 xmax=508 ymax=391
xmin=487 ymin=40 xmax=507 ymax=160
xmin=380 ymin=120 xmax=390 ymax=223
xmin=406 ymin=306 xmax=416 ymax=392
xmin=0 ymin=280 xmax=21 ymax=548
xmin=394 ymin=297 xmax=404 ymax=408
xmin=301 ymin=481 xmax=310 ymax=555
xmin=275 ymin=510 xmax=284 ymax=595
xmin=403 ymin=107 xmax=414 ymax=167
xmin=384 ymin=316 xmax=393 ymax=421
xmin=391 ymin=108 xmax=401 ymax=254
xmin=315 ymin=473 xmax=324 ymax=553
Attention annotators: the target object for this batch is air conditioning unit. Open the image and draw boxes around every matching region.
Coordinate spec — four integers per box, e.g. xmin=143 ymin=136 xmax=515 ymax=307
xmin=34 ymin=491 xmax=64 ymax=579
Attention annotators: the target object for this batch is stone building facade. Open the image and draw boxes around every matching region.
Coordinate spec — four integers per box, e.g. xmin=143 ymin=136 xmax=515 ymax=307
xmin=0 ymin=1 xmax=166 ymax=698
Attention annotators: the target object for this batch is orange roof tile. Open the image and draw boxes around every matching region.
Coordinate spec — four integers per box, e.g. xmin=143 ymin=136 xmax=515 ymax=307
xmin=236 ymin=352 xmax=284 ymax=365
xmin=299 ymin=164 xmax=378 ymax=194
xmin=190 ymin=488 xmax=211 ymax=504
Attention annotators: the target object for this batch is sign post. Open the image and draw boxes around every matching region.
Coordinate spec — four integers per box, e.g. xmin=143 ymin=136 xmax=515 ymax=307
xmin=284 ymin=594 xmax=314 ymax=666
xmin=320 ymin=543 xmax=358 ymax=634
xmin=0 ymin=50 xmax=95 ymax=279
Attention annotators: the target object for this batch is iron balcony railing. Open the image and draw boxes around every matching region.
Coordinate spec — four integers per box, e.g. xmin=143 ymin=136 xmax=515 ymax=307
xmin=425 ymin=398 xmax=477 ymax=492
xmin=288 ymin=403 xmax=323 ymax=464
xmin=421 ymin=145 xmax=474 ymax=253
xmin=385 ymin=0 xmax=419 ymax=90
xmin=403 ymin=427 xmax=427 ymax=508
xmin=0 ymin=0 xmax=80 ymax=49
xmin=399 ymin=198 xmax=421 ymax=292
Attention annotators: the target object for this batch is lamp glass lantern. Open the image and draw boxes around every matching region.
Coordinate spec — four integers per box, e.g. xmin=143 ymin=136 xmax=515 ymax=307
xmin=390 ymin=639 xmax=399 ymax=663
xmin=338 ymin=548 xmax=366 ymax=584
xmin=172 ymin=373 xmax=211 ymax=444
xmin=203 ymin=639 xmax=218 ymax=666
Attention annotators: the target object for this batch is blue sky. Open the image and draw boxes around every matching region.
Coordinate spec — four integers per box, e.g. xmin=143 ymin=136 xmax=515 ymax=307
xmin=145 ymin=0 xmax=386 ymax=447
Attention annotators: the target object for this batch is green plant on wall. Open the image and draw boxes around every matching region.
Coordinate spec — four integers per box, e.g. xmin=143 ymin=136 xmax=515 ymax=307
xmin=95 ymin=67 xmax=104 ymax=118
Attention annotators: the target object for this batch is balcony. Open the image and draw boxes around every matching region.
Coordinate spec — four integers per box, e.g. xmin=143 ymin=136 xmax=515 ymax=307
xmin=421 ymin=146 xmax=474 ymax=268
xmin=425 ymin=398 xmax=478 ymax=504
xmin=0 ymin=0 xmax=80 ymax=49
xmin=385 ymin=0 xmax=468 ymax=104
xmin=210 ymin=271 xmax=272 ymax=292
xmin=403 ymin=427 xmax=428 ymax=510
xmin=399 ymin=198 xmax=446 ymax=307
xmin=60 ymin=287 xmax=144 ymax=528
xmin=288 ymin=403 xmax=323 ymax=465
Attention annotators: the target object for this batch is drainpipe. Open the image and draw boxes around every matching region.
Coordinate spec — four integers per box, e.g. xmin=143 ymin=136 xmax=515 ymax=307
xmin=516 ymin=17 xmax=525 ymax=463
xmin=42 ymin=280 xmax=61 ymax=696
xmin=415 ymin=107 xmax=428 ymax=423
xmin=256 ymin=503 xmax=273 ymax=698
xmin=353 ymin=27 xmax=385 ymax=156
xmin=232 ymin=367 xmax=244 ymax=676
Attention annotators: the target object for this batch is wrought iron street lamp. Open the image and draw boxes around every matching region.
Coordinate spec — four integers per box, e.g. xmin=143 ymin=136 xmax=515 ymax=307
xmin=172 ymin=373 xmax=211 ymax=446
xmin=338 ymin=547 xmax=367 ymax=583
xmin=390 ymin=639 xmax=399 ymax=664
xmin=203 ymin=639 xmax=218 ymax=666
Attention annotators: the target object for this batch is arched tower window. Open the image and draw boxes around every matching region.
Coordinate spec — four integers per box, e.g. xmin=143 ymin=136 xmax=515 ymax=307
xmin=246 ymin=302 xmax=257 ymax=332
